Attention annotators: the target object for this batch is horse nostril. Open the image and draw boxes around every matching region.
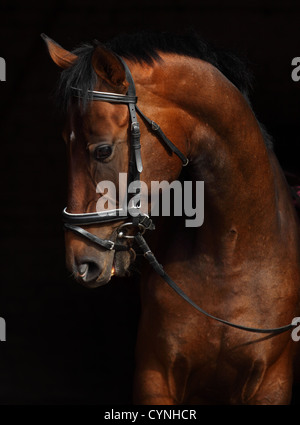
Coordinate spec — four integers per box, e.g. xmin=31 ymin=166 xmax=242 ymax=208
xmin=78 ymin=263 xmax=88 ymax=277
xmin=77 ymin=261 xmax=101 ymax=283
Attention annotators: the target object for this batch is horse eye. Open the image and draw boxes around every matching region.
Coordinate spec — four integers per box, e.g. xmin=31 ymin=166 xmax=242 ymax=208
xmin=94 ymin=145 xmax=113 ymax=161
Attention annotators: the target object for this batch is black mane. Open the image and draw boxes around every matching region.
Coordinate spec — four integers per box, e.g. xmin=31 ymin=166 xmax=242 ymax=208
xmin=57 ymin=30 xmax=272 ymax=148
xmin=107 ymin=31 xmax=253 ymax=95
xmin=58 ymin=31 xmax=253 ymax=108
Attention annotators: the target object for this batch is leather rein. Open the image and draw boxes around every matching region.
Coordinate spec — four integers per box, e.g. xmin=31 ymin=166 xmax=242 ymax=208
xmin=63 ymin=55 xmax=295 ymax=335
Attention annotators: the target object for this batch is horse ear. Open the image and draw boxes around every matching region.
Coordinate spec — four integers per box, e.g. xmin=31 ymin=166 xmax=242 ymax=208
xmin=41 ymin=33 xmax=77 ymax=69
xmin=91 ymin=44 xmax=129 ymax=92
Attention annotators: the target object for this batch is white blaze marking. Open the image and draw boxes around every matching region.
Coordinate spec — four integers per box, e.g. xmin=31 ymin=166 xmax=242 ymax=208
xmin=70 ymin=131 xmax=75 ymax=141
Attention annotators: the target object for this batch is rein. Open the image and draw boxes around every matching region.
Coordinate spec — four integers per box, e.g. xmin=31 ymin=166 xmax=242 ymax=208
xmin=63 ymin=54 xmax=295 ymax=335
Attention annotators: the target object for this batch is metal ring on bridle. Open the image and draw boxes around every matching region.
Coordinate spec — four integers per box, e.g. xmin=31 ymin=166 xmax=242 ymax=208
xmin=117 ymin=222 xmax=146 ymax=239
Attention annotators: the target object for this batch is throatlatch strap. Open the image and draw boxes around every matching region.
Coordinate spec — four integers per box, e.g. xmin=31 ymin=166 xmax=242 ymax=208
xmin=134 ymin=233 xmax=295 ymax=334
xmin=117 ymin=54 xmax=188 ymax=169
xmin=135 ymin=105 xmax=189 ymax=166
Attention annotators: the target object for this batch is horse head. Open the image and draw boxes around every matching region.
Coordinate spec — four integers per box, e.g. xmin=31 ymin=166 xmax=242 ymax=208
xmin=43 ymin=35 xmax=186 ymax=287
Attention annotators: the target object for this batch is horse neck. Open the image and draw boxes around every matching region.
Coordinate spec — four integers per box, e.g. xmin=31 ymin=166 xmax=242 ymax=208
xmin=135 ymin=55 xmax=285 ymax=261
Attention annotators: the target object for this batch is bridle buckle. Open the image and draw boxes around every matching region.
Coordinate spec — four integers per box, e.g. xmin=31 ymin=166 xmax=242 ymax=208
xmin=108 ymin=241 xmax=115 ymax=250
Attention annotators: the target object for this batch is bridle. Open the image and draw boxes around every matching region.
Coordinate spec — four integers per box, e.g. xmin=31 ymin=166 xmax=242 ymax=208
xmin=63 ymin=55 xmax=188 ymax=250
xmin=62 ymin=54 xmax=295 ymax=335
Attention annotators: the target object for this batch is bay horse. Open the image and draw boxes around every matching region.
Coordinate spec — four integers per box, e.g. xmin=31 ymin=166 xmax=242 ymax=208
xmin=43 ymin=31 xmax=300 ymax=404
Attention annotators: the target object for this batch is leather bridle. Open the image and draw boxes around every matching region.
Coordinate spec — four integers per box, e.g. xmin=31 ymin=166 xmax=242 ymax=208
xmin=62 ymin=54 xmax=295 ymax=335
xmin=63 ymin=55 xmax=188 ymax=250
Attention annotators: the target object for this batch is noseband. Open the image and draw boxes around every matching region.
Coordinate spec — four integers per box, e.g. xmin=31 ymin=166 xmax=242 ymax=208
xmin=62 ymin=54 xmax=295 ymax=335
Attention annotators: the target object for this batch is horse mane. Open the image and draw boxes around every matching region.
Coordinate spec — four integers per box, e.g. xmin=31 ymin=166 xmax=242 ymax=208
xmin=106 ymin=31 xmax=253 ymax=94
xmin=57 ymin=30 xmax=273 ymax=149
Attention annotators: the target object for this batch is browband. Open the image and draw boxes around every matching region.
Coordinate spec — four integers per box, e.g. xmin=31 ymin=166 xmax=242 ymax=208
xmin=71 ymin=87 xmax=137 ymax=104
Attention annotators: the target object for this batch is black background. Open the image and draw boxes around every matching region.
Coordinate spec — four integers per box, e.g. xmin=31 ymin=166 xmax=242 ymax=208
xmin=0 ymin=0 xmax=299 ymax=405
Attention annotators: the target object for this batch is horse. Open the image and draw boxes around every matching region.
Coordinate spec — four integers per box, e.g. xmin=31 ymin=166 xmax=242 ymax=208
xmin=42 ymin=31 xmax=300 ymax=405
